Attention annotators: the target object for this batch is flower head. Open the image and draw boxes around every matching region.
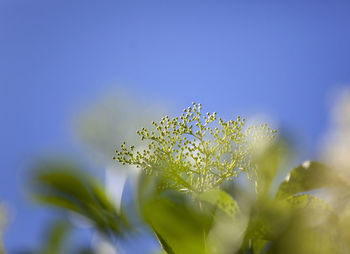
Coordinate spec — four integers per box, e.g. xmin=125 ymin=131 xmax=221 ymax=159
xmin=114 ymin=103 xmax=276 ymax=193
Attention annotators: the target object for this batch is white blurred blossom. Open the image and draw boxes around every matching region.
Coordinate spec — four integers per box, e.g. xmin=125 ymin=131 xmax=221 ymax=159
xmin=322 ymin=88 xmax=350 ymax=178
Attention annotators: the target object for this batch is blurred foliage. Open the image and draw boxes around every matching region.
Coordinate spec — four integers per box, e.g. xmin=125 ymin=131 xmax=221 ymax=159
xmin=29 ymin=148 xmax=350 ymax=254
xmin=13 ymin=219 xmax=95 ymax=254
xmin=31 ymin=161 xmax=129 ymax=237
xmin=11 ymin=102 xmax=350 ymax=253
xmin=40 ymin=220 xmax=71 ymax=254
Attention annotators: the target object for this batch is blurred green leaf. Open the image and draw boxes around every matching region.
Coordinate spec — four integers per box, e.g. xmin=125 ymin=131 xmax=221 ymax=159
xmin=240 ymin=194 xmax=338 ymax=254
xmin=284 ymin=194 xmax=334 ymax=213
xmin=240 ymin=199 xmax=289 ymax=252
xmin=195 ymin=189 xmax=240 ymax=219
xmin=137 ymin=174 xmax=213 ymax=254
xmin=40 ymin=220 xmax=71 ymax=254
xmin=154 ymin=230 xmax=175 ymax=254
xmin=338 ymin=204 xmax=350 ymax=251
xmin=275 ymin=161 xmax=344 ymax=200
xmin=142 ymin=192 xmax=213 ymax=254
xmin=31 ymin=161 xmax=128 ymax=237
xmin=265 ymin=195 xmax=343 ymax=254
xmin=254 ymin=143 xmax=282 ymax=199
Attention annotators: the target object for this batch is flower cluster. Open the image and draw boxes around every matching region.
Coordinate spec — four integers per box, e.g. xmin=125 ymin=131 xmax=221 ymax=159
xmin=114 ymin=103 xmax=276 ymax=193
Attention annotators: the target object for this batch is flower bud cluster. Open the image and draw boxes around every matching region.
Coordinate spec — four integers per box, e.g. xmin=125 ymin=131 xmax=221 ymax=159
xmin=114 ymin=103 xmax=276 ymax=193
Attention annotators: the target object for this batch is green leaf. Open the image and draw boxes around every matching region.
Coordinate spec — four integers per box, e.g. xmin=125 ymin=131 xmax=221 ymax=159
xmin=254 ymin=142 xmax=283 ymax=198
xmin=195 ymin=189 xmax=240 ymax=219
xmin=41 ymin=220 xmax=71 ymax=254
xmin=143 ymin=191 xmax=213 ymax=254
xmin=31 ymin=160 xmax=127 ymax=236
xmin=241 ymin=199 xmax=289 ymax=246
xmin=153 ymin=230 xmax=175 ymax=254
xmin=265 ymin=195 xmax=341 ymax=254
xmin=137 ymin=175 xmax=213 ymax=254
xmin=240 ymin=194 xmax=337 ymax=254
xmin=275 ymin=161 xmax=344 ymax=200
xmin=284 ymin=194 xmax=334 ymax=212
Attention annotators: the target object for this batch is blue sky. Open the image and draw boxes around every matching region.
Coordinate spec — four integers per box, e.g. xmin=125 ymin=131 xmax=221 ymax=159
xmin=1 ymin=0 xmax=350 ymax=251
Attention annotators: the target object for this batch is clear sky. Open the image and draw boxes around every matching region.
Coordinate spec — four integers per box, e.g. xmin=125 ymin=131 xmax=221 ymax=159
xmin=1 ymin=0 xmax=350 ymax=251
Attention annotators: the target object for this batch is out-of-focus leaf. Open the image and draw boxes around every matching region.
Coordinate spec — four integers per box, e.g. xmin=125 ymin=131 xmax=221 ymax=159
xmin=265 ymin=195 xmax=344 ymax=254
xmin=41 ymin=220 xmax=71 ymax=254
xmin=284 ymin=194 xmax=334 ymax=213
xmin=275 ymin=161 xmax=345 ymax=200
xmin=254 ymin=142 xmax=283 ymax=199
xmin=240 ymin=199 xmax=290 ymax=252
xmin=240 ymin=194 xmax=339 ymax=254
xmin=243 ymin=161 xmax=348 ymax=253
xmin=195 ymin=189 xmax=240 ymax=219
xmin=142 ymin=192 xmax=213 ymax=254
xmin=338 ymin=204 xmax=350 ymax=251
xmin=137 ymin=174 xmax=213 ymax=254
xmin=265 ymin=222 xmax=344 ymax=254
xmin=251 ymin=239 xmax=267 ymax=254
xmin=31 ymin=161 xmax=128 ymax=236
xmin=154 ymin=231 xmax=175 ymax=254
xmin=207 ymin=206 xmax=248 ymax=254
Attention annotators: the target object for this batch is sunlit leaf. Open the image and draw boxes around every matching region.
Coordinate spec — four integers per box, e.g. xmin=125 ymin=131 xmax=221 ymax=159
xmin=275 ymin=161 xmax=344 ymax=200
xmin=265 ymin=195 xmax=343 ymax=254
xmin=284 ymin=194 xmax=334 ymax=212
xmin=137 ymin=174 xmax=213 ymax=254
xmin=142 ymin=192 xmax=212 ymax=254
xmin=254 ymin=142 xmax=283 ymax=199
xmin=195 ymin=189 xmax=240 ymax=219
